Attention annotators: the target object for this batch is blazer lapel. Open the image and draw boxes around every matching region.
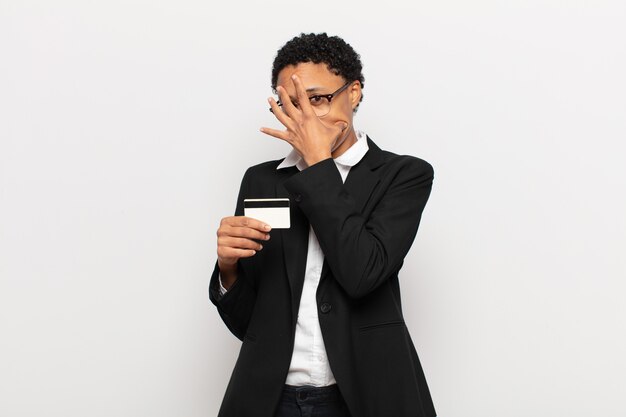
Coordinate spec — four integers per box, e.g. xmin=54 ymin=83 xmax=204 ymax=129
xmin=343 ymin=136 xmax=385 ymax=215
xmin=276 ymin=167 xmax=309 ymax=326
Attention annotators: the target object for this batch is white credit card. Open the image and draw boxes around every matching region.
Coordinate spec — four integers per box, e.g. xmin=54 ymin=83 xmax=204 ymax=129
xmin=244 ymin=198 xmax=290 ymax=229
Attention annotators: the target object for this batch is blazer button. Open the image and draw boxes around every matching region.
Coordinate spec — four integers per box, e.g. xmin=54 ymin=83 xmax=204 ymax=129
xmin=320 ymin=303 xmax=332 ymax=314
xmin=294 ymin=193 xmax=302 ymax=202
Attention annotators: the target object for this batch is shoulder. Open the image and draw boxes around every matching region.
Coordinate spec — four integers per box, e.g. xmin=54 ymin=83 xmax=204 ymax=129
xmin=371 ymin=141 xmax=434 ymax=181
xmin=237 ymin=158 xmax=291 ymax=191
xmin=241 ymin=158 xmax=284 ymax=179
xmin=383 ymin=151 xmax=433 ymax=173
xmin=246 ymin=158 xmax=284 ymax=173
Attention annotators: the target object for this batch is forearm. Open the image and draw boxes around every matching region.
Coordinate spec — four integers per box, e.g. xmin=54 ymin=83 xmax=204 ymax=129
xmin=284 ymin=158 xmax=433 ymax=298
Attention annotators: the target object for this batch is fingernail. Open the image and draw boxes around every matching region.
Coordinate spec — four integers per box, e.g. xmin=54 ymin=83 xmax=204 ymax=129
xmin=265 ymin=234 xmax=271 ymax=240
xmin=291 ymin=74 xmax=297 ymax=80
xmin=263 ymin=224 xmax=271 ymax=231
xmin=258 ymin=244 xmax=263 ymax=250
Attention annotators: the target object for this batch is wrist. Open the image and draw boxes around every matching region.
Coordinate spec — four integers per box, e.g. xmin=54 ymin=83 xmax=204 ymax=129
xmin=218 ymin=258 xmax=237 ymax=271
xmin=304 ymin=151 xmax=332 ymax=167
xmin=218 ymin=259 xmax=238 ymax=289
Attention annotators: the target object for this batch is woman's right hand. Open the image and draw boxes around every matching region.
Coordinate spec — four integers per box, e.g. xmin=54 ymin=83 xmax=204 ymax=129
xmin=216 ymin=216 xmax=271 ymax=289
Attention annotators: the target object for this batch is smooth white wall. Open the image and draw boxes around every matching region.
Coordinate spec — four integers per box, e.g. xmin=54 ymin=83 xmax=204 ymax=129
xmin=1 ymin=1 xmax=625 ymax=416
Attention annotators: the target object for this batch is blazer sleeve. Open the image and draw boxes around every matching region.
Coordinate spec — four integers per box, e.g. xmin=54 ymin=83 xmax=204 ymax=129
xmin=208 ymin=168 xmax=258 ymax=341
xmin=283 ymin=156 xmax=433 ymax=299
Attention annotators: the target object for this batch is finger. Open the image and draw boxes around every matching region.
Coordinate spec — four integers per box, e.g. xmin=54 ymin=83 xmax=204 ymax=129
xmin=218 ymin=225 xmax=270 ymax=242
xmin=268 ymin=96 xmax=296 ymax=129
xmin=334 ymin=121 xmax=349 ymax=139
xmin=291 ymin=75 xmax=315 ymax=117
xmin=260 ymin=127 xmax=291 ymax=142
xmin=221 ymin=216 xmax=272 ymax=232
xmin=218 ymin=247 xmax=257 ymax=260
xmin=276 ymin=86 xmax=301 ymax=119
xmin=336 ymin=121 xmax=349 ymax=132
xmin=323 ymin=122 xmax=347 ymax=151
xmin=223 ymin=225 xmax=271 ymax=241
xmin=218 ymin=236 xmax=264 ymax=251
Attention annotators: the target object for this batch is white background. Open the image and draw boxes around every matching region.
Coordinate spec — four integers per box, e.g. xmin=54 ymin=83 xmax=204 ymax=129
xmin=1 ymin=1 xmax=625 ymax=416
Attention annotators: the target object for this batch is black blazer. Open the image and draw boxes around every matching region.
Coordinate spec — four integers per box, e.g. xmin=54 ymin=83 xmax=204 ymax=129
xmin=209 ymin=137 xmax=436 ymax=417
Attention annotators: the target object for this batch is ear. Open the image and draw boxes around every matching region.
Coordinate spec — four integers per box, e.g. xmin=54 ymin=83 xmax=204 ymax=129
xmin=348 ymin=80 xmax=362 ymax=110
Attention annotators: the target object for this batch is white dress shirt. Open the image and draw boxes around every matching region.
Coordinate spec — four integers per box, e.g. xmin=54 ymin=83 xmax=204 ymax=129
xmin=222 ymin=130 xmax=369 ymax=387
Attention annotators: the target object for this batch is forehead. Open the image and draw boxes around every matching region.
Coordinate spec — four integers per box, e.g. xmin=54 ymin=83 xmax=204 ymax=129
xmin=276 ymin=62 xmax=344 ymax=91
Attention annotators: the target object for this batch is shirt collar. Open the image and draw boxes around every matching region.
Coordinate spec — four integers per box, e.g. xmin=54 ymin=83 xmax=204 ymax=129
xmin=277 ymin=130 xmax=369 ymax=171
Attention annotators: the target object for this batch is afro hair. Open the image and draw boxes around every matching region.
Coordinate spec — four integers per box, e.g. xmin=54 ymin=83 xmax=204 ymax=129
xmin=271 ymin=33 xmax=365 ymax=109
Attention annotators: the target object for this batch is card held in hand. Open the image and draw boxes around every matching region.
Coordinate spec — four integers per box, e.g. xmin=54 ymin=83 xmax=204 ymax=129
xmin=244 ymin=198 xmax=290 ymax=229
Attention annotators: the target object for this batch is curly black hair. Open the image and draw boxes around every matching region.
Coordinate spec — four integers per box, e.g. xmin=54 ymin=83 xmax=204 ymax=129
xmin=271 ymin=33 xmax=365 ymax=109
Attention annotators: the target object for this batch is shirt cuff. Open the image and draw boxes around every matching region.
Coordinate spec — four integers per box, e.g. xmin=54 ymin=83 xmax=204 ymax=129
xmin=218 ymin=273 xmax=228 ymax=296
